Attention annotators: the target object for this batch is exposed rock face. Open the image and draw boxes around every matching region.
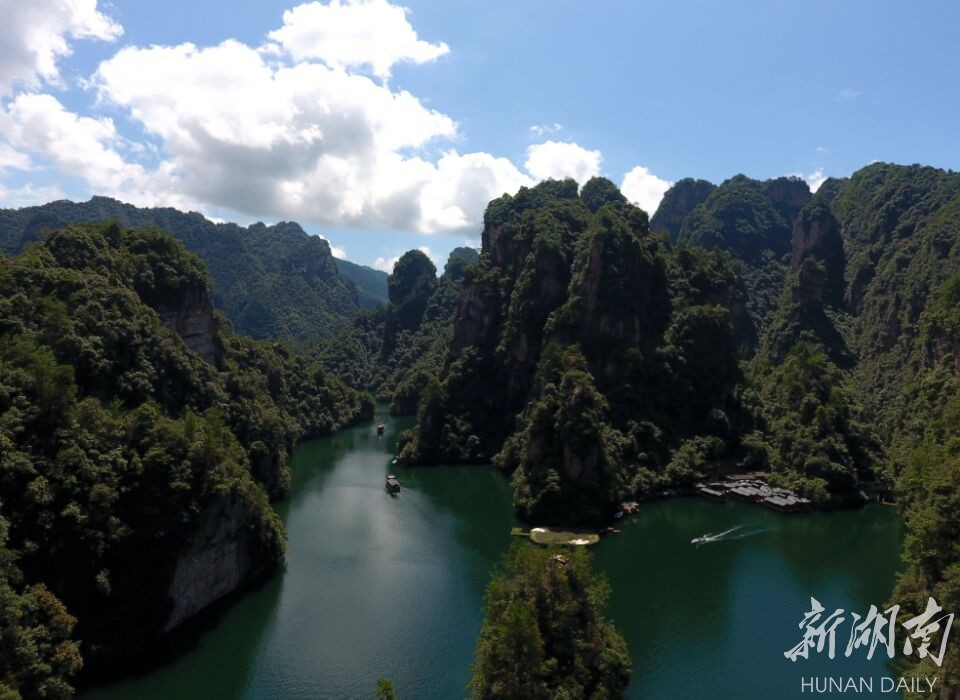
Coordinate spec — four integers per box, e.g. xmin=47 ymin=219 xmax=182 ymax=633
xmin=401 ymin=179 xmax=743 ymax=525
xmin=918 ymin=331 xmax=960 ymax=373
xmin=650 ymin=178 xmax=716 ymax=242
xmin=501 ymin=236 xmax=572 ymax=401
xmin=764 ymin=177 xmax=812 ymax=225
xmin=790 ymin=179 xmax=845 ymax=307
xmin=760 ymin=258 xmax=852 ymax=367
xmin=154 ymin=281 xmax=224 ymax=367
xmin=451 ymin=278 xmax=501 ymax=356
xmin=388 ymin=249 xmax=438 ymax=329
xmin=165 ymin=491 xmax=260 ymax=631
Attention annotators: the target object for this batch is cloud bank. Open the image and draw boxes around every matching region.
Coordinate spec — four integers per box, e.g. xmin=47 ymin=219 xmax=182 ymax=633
xmin=0 ymin=0 xmax=672 ymax=232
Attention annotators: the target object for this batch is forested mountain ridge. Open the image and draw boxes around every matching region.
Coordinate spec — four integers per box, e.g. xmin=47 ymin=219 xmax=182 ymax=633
xmin=319 ymin=246 xmax=479 ymax=414
xmin=334 ymin=257 xmax=389 ymax=308
xmin=396 ymin=164 xmax=960 ymax=521
xmin=398 ymin=178 xmax=745 ymax=524
xmin=0 ymin=197 xmax=367 ymax=342
xmin=649 ymin=177 xmax=715 ymax=242
xmin=0 ymin=222 xmax=372 ymax=696
xmin=670 ymin=174 xmax=811 ymax=351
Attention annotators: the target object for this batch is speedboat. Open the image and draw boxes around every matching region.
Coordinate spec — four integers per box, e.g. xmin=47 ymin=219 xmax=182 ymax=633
xmin=691 ymin=535 xmax=709 ymax=545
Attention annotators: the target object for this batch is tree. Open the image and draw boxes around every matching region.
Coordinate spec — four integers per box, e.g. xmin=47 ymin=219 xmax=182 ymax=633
xmin=472 ymin=543 xmax=631 ymax=699
xmin=375 ymin=678 xmax=396 ymax=700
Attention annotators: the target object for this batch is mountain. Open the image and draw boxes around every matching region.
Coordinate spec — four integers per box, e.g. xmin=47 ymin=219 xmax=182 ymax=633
xmin=0 ymin=197 xmax=363 ymax=342
xmin=668 ymin=174 xmax=811 ymax=351
xmin=334 ymin=258 xmax=389 ymax=308
xmin=758 ymin=163 xmax=960 ymax=432
xmin=398 ymin=178 xmax=744 ymax=525
xmin=649 ymin=177 xmax=715 ymax=242
xmin=0 ymin=221 xmax=372 ymax=693
xmin=719 ymin=162 xmax=960 ymax=683
xmin=320 ymin=246 xmax=479 ymax=413
xmin=397 ymin=166 xmax=960 ymax=523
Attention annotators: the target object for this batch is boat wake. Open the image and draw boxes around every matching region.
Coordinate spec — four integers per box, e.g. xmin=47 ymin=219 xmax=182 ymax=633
xmin=692 ymin=525 xmax=772 ymax=546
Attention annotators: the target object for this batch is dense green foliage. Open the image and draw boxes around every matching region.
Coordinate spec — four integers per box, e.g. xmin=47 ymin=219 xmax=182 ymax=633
xmin=399 ymin=178 xmax=743 ymax=525
xmin=375 ymin=678 xmax=397 ymax=700
xmin=733 ymin=163 xmax=960 ymax=688
xmin=0 ymin=197 xmax=367 ymax=342
xmin=674 ymin=175 xmax=811 ymax=351
xmin=649 ymin=177 xmax=715 ymax=242
xmin=0 ymin=514 xmax=82 ymax=699
xmin=885 ymin=270 xmax=960 ymax=687
xmin=471 ymin=543 xmax=631 ymax=699
xmin=320 ymin=247 xmax=478 ymax=414
xmin=0 ymin=223 xmax=371 ymax=693
xmin=333 ymin=258 xmax=389 ymax=309
xmin=7 ymin=162 xmax=960 ymax=692
xmin=742 ymin=343 xmax=881 ymax=505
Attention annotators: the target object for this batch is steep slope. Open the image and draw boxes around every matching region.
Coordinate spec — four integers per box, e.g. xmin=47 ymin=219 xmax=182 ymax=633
xmin=762 ymin=163 xmax=960 ymax=428
xmin=0 ymin=197 xmax=361 ymax=342
xmin=650 ymin=177 xmax=715 ymax=242
xmin=754 ymin=162 xmax=960 ymax=685
xmin=399 ymin=178 xmax=745 ymax=525
xmin=0 ymin=222 xmax=372 ymax=687
xmin=320 ymin=247 xmax=480 ymax=413
xmin=334 ymin=258 xmax=389 ymax=308
xmin=662 ymin=175 xmax=811 ymax=350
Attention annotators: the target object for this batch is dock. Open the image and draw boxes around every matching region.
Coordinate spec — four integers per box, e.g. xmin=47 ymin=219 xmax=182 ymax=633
xmin=511 ymin=527 xmax=600 ymax=546
xmin=694 ymin=476 xmax=811 ymax=512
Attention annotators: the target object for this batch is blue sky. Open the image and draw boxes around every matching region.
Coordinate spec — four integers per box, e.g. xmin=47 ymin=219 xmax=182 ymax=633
xmin=0 ymin=1 xmax=957 ymax=271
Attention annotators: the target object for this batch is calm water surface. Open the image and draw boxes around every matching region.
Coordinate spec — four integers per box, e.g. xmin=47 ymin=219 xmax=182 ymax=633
xmin=84 ymin=409 xmax=903 ymax=699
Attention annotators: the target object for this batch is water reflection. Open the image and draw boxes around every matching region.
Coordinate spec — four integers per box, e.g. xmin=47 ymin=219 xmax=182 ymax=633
xmin=82 ymin=409 xmax=903 ymax=700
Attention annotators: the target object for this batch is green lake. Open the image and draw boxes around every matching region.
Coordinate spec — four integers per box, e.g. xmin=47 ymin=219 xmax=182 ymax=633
xmin=83 ymin=409 xmax=904 ymax=699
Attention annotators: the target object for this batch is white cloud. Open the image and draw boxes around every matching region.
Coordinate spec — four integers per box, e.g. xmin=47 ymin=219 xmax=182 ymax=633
xmin=0 ymin=144 xmax=32 ymax=172
xmin=620 ymin=165 xmax=672 ymax=215
xmin=0 ymin=93 xmax=188 ymax=208
xmin=415 ymin=150 xmax=532 ymax=232
xmin=373 ymin=255 xmax=396 ymax=272
xmin=788 ymin=168 xmax=827 ymax=193
xmin=87 ymin=36 xmax=534 ymax=234
xmin=529 ymin=122 xmax=563 ymax=137
xmin=805 ymin=168 xmax=827 ymax=193
xmin=0 ymin=3 xmax=624 ymax=239
xmin=0 ymin=0 xmax=121 ymax=95
xmin=524 ymin=141 xmax=601 ymax=184
xmin=267 ymin=0 xmax=448 ymax=80
xmin=320 ymin=235 xmax=347 ymax=259
xmin=836 ymin=88 xmax=863 ymax=103
xmin=0 ymin=182 xmax=66 ymax=208
xmin=814 ymin=146 xmax=829 ymax=158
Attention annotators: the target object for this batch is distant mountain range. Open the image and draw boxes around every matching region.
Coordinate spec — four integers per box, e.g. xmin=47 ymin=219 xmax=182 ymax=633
xmin=0 ymin=196 xmax=389 ymax=341
xmin=334 ymin=257 xmax=389 ymax=309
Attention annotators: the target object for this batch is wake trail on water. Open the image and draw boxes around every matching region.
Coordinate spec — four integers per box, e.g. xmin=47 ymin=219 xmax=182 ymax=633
xmin=698 ymin=525 xmax=773 ymax=544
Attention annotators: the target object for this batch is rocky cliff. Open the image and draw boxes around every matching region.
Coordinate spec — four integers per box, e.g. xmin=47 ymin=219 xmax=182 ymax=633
xmin=650 ymin=178 xmax=715 ymax=242
xmin=154 ymin=280 xmax=224 ymax=367
xmin=400 ymin=178 xmax=743 ymax=525
xmin=388 ymin=249 xmax=438 ymax=329
xmin=165 ymin=491 xmax=267 ymax=631
xmin=666 ymin=174 xmax=812 ymax=350
xmin=0 ymin=221 xmax=367 ymax=670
